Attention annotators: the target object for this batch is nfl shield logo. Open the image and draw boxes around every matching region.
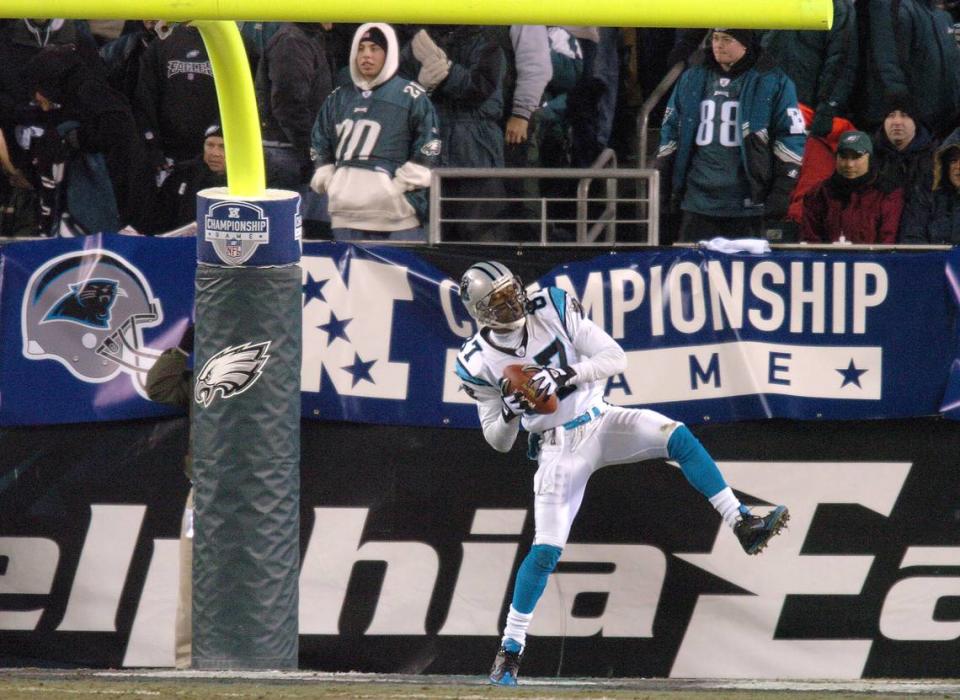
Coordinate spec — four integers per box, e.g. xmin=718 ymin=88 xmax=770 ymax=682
xmin=204 ymin=201 xmax=271 ymax=266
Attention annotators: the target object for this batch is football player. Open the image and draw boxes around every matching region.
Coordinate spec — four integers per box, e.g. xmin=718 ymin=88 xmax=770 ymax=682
xmin=455 ymin=260 xmax=789 ymax=686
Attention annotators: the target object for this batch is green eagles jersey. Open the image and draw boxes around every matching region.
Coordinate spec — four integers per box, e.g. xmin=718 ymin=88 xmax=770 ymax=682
xmin=311 ymin=75 xmax=440 ymax=176
xmin=681 ymin=72 xmax=755 ymax=218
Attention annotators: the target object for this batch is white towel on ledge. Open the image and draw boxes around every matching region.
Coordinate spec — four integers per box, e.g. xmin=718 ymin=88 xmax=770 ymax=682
xmin=700 ymin=237 xmax=772 ymax=255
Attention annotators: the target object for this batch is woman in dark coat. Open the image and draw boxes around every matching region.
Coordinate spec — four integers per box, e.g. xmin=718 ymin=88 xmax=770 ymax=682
xmin=899 ymin=128 xmax=960 ymax=244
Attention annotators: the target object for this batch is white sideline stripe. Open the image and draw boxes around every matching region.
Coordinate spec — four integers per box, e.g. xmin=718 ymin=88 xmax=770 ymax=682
xmin=92 ymin=672 xmax=960 ymax=694
xmin=713 ymin=680 xmax=960 ymax=694
xmin=13 ymin=688 xmax=161 ymax=696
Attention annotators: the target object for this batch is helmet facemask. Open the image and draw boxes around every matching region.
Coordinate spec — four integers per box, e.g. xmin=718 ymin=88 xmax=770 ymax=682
xmin=460 ymin=261 xmax=529 ymax=331
xmin=474 ymin=277 xmax=527 ymax=330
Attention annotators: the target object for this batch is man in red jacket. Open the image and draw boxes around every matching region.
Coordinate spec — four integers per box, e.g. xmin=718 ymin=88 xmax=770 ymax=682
xmin=800 ymin=130 xmax=904 ymax=244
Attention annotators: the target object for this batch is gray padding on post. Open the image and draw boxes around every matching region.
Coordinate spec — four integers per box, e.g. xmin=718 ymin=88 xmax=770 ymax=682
xmin=191 ymin=264 xmax=301 ymax=669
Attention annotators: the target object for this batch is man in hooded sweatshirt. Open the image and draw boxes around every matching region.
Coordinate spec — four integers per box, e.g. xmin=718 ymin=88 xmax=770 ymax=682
xmin=309 ymin=23 xmax=440 ymax=241
xmin=656 ymin=29 xmax=806 ymax=242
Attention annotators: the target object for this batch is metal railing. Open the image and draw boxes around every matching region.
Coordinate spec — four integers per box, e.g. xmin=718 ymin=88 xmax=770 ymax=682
xmin=427 ymin=151 xmax=660 ymax=246
xmin=637 ymin=60 xmax=686 ymax=170
xmin=575 ymin=148 xmax=619 ymax=243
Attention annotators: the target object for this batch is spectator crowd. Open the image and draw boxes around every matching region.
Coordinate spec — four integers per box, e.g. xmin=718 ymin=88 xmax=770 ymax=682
xmin=2 ymin=1 xmax=960 ymax=244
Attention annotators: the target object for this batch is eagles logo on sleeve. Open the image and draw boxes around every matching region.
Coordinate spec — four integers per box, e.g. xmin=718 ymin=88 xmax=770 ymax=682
xmin=194 ymin=341 xmax=271 ymax=407
xmin=21 ymin=250 xmax=163 ymax=397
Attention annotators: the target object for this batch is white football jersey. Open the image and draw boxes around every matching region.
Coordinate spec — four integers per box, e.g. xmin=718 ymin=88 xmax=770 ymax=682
xmin=455 ymin=287 xmax=606 ymax=433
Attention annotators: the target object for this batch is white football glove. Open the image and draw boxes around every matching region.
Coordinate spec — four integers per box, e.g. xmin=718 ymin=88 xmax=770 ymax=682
xmin=525 ymin=365 xmax=575 ymax=398
xmin=309 ymin=163 xmax=335 ymax=194
xmin=498 ymin=377 xmax=533 ymax=421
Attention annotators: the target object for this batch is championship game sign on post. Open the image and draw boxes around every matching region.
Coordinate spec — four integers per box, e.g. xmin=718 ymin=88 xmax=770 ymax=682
xmin=197 ymin=188 xmax=301 ymax=266
xmin=193 ymin=187 xmax=303 ymax=669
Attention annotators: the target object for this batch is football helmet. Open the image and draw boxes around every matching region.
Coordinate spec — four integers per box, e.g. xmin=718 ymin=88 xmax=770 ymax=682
xmin=22 ymin=249 xmax=163 ymax=397
xmin=459 ymin=261 xmax=528 ymax=330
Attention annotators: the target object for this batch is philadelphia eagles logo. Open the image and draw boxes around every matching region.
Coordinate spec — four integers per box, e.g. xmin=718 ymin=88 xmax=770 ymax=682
xmin=194 ymin=340 xmax=271 ymax=407
xmin=420 ymin=139 xmax=441 ymax=157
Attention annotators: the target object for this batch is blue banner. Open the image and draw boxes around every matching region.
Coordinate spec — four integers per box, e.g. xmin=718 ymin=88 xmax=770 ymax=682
xmin=939 ymin=247 xmax=960 ymax=420
xmin=0 ymin=236 xmax=956 ymax=427
xmin=2 ymin=236 xmax=196 ymax=425
xmin=533 ymin=248 xmax=955 ymax=423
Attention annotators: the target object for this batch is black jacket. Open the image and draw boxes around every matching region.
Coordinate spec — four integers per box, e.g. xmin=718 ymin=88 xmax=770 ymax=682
xmin=134 ymin=24 xmax=220 ymax=161
xmin=255 ymin=23 xmax=332 ymax=161
xmin=27 ymin=44 xmax=151 ymax=230
xmin=900 ymin=128 xmax=960 ymax=243
xmin=855 ymin=0 xmax=960 ymax=135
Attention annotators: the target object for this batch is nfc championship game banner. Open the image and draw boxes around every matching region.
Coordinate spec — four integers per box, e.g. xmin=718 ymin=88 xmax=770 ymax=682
xmin=0 ymin=235 xmax=957 ymax=426
xmin=1 ymin=416 xmax=959 ymax=677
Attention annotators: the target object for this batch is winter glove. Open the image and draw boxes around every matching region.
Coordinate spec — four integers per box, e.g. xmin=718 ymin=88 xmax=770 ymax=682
xmin=411 ymin=29 xmax=447 ymax=64
xmin=417 ymin=56 xmax=451 ymax=91
xmin=809 ymin=103 xmax=836 ymax=138
xmin=499 ymin=376 xmax=533 ymax=421
xmin=411 ymin=29 xmax=450 ymax=90
xmin=309 ymin=163 xmax=335 ymax=194
xmin=525 ymin=365 xmax=575 ymax=399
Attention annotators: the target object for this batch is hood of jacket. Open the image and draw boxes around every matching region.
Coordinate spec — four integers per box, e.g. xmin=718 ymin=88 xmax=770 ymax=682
xmin=349 ymin=22 xmax=399 ymax=91
xmin=12 ymin=19 xmax=75 ymax=48
xmin=28 ymin=44 xmax=84 ymax=104
xmin=934 ymin=127 xmax=960 ymax=191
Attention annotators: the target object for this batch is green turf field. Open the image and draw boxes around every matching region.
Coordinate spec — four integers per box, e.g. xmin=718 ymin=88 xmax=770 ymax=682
xmin=1 ymin=671 xmax=959 ymax=700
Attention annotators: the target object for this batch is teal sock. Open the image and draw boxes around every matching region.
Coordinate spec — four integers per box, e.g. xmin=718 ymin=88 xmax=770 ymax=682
xmin=667 ymin=424 xmax=727 ymax=498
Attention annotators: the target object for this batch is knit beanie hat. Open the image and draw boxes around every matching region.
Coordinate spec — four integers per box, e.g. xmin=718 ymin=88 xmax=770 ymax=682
xmin=713 ymin=28 xmax=757 ymax=49
xmin=358 ymin=26 xmax=388 ymax=52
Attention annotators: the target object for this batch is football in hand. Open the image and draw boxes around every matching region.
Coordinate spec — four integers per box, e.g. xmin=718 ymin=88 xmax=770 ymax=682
xmin=502 ymin=364 xmax=559 ymax=415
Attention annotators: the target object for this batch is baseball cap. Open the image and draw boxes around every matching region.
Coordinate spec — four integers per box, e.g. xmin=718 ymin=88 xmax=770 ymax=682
xmin=837 ymin=130 xmax=872 ymax=156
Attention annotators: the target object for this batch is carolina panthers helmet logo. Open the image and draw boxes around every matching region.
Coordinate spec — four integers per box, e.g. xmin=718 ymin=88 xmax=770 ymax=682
xmin=45 ymin=279 xmax=125 ymax=329
xmin=22 ymin=249 xmax=163 ymax=397
xmin=194 ymin=341 xmax=271 ymax=408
